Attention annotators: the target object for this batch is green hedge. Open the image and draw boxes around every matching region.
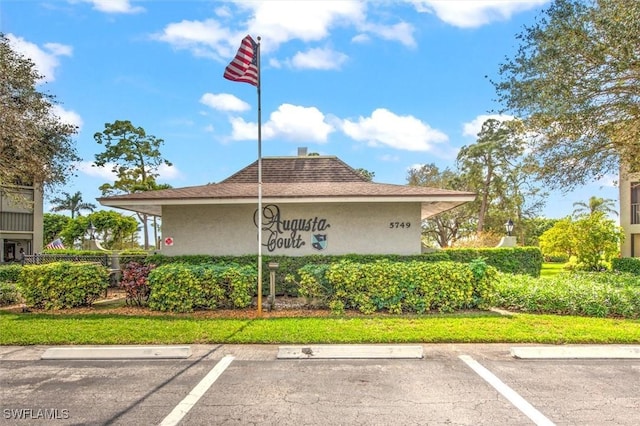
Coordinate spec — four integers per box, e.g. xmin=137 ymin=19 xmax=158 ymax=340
xmin=138 ymin=248 xmax=539 ymax=296
xmin=612 ymin=258 xmax=640 ymax=275
xmin=444 ymin=247 xmax=542 ymax=277
xmin=493 ymin=271 xmax=640 ymax=318
xmin=18 ymin=262 xmax=109 ymax=309
xmin=0 ymin=264 xmax=23 ymax=282
xmin=0 ymin=265 xmax=24 ymax=306
xmin=297 ymin=259 xmax=497 ymax=314
xmin=147 ymin=263 xmax=255 ymax=313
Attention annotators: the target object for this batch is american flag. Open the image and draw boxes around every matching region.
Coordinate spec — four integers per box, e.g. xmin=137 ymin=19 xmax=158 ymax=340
xmin=223 ymin=35 xmax=259 ymax=86
xmin=45 ymin=238 xmax=65 ymax=250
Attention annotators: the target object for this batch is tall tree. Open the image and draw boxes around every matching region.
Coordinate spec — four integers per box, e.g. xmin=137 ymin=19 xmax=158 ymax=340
xmin=0 ymin=33 xmax=78 ymax=196
xmin=407 ymin=164 xmax=476 ymax=248
xmin=572 ymin=196 xmax=618 ymax=217
xmin=49 ymin=191 xmax=96 ymax=218
xmin=540 ymin=213 xmax=623 ymax=270
xmin=93 ymin=120 xmax=172 ymax=249
xmin=43 ymin=213 xmax=71 ymax=246
xmin=60 ymin=211 xmax=139 ymax=250
xmin=493 ymin=0 xmax=640 ymax=189
xmin=354 ymin=168 xmax=375 ymax=182
xmin=456 ymin=119 xmax=528 ymax=233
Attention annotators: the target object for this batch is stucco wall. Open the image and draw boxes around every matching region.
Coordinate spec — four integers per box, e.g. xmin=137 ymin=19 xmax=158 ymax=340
xmin=160 ymin=202 xmax=422 ymax=256
xmin=620 ymin=171 xmax=640 ymax=257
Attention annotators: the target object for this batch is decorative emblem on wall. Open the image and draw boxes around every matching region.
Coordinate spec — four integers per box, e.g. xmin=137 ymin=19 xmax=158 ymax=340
xmin=164 ymin=237 xmax=174 ymax=246
xmin=254 ymin=204 xmax=331 ymax=252
xmin=312 ymin=234 xmax=327 ymax=251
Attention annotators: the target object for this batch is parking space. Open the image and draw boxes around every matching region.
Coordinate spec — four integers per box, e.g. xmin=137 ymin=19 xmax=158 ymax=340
xmin=1 ymin=344 xmax=639 ymax=425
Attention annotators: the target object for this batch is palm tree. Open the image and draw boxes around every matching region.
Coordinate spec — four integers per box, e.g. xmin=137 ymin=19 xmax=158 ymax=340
xmin=572 ymin=196 xmax=618 ymax=217
xmin=50 ymin=191 xmax=97 ymax=218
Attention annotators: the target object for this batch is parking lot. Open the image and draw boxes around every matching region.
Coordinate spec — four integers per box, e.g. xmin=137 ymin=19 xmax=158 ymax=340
xmin=1 ymin=344 xmax=639 ymax=425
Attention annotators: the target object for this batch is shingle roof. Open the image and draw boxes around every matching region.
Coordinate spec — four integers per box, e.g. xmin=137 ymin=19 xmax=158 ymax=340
xmin=222 ymin=156 xmax=368 ymax=183
xmin=98 ymin=181 xmax=468 ymax=200
xmin=97 ymin=154 xmax=475 ymax=218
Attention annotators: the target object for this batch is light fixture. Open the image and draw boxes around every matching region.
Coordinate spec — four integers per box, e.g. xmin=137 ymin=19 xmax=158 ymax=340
xmin=505 ymin=218 xmax=514 ymax=237
xmin=88 ymin=222 xmax=97 ymax=240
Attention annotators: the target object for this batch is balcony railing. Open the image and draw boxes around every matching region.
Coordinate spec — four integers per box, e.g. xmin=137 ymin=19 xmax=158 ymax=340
xmin=632 ymin=203 xmax=640 ymax=225
xmin=0 ymin=212 xmax=34 ymax=232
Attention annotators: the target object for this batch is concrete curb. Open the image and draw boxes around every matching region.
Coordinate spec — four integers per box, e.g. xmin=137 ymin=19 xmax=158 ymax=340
xmin=277 ymin=344 xmax=424 ymax=359
xmin=511 ymin=345 xmax=640 ymax=359
xmin=41 ymin=345 xmax=192 ymax=360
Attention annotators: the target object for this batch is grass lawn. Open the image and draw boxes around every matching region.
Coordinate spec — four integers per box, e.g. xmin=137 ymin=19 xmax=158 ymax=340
xmin=2 ymin=264 xmax=638 ymax=346
xmin=540 ymin=262 xmax=567 ymax=277
xmin=1 ymin=309 xmax=638 ymax=345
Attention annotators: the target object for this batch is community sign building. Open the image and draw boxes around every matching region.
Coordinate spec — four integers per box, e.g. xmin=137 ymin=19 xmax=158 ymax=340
xmin=98 ymin=151 xmax=475 ymax=256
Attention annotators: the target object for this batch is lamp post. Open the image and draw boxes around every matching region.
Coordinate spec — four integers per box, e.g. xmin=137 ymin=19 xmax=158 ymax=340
xmin=268 ymin=261 xmax=279 ymax=309
xmin=88 ymin=222 xmax=97 ymax=240
xmin=505 ymin=218 xmax=514 ymax=237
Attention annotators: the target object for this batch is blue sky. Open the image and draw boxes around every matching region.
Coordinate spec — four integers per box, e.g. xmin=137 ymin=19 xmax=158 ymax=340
xmin=1 ymin=0 xmax=618 ymax=220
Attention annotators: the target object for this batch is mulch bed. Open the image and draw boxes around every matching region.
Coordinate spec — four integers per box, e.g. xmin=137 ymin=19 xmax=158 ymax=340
xmin=1 ymin=288 xmax=496 ymax=319
xmin=1 ymin=289 xmax=341 ymax=319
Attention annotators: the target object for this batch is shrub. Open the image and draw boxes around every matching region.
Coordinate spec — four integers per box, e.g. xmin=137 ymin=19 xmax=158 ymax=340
xmin=17 ymin=262 xmax=109 ymax=309
xmin=493 ymin=271 xmax=640 ymax=318
xmin=140 ymin=248 xmax=537 ymax=299
xmin=147 ymin=263 xmax=255 ymax=313
xmin=0 ymin=265 xmax=25 ymax=307
xmin=543 ymin=254 xmax=570 ymax=263
xmin=0 ymin=282 xmax=19 ymax=306
xmin=0 ymin=264 xmax=23 ymax=282
xmin=119 ymin=262 xmax=155 ymax=306
xmin=612 ymin=258 xmax=640 ymax=275
xmin=445 ymin=247 xmax=543 ymax=277
xmin=299 ymin=260 xmax=497 ymax=314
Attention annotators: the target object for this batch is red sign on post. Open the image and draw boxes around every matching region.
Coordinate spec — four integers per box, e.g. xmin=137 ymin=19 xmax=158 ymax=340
xmin=164 ymin=237 xmax=174 ymax=246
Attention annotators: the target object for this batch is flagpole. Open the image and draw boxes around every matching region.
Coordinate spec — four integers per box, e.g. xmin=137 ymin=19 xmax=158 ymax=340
xmin=256 ymin=36 xmax=263 ymax=316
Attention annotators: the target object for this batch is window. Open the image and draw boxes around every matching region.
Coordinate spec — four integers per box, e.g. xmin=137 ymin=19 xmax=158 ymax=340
xmin=632 ymin=182 xmax=640 ymax=225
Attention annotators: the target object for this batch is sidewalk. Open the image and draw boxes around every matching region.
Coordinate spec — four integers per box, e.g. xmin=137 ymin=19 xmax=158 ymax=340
xmin=2 ymin=344 xmax=640 ymax=361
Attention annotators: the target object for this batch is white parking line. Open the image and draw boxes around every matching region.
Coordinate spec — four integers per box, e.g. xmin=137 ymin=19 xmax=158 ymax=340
xmin=159 ymin=355 xmax=235 ymax=426
xmin=459 ymin=355 xmax=555 ymax=426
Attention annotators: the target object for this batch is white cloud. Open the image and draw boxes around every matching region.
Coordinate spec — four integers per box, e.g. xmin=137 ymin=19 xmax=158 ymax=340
xmin=290 ymin=47 xmax=348 ymax=70
xmin=155 ymin=1 xmax=415 ymax=63
xmin=200 ymin=93 xmax=250 ymax=112
xmin=462 ymin=114 xmax=514 ymax=137
xmin=155 ymin=163 xmax=181 ymax=180
xmin=75 ymin=161 xmax=118 ymax=181
xmin=154 ymin=19 xmax=234 ymax=60
xmin=358 ymin=21 xmax=416 ymax=47
xmin=51 ymin=105 xmax=84 ymax=131
xmin=242 ymin=1 xmax=365 ymax=51
xmin=230 ymin=104 xmax=334 ymax=143
xmin=351 ymin=34 xmax=371 ymax=44
xmin=6 ymin=34 xmax=72 ymax=83
xmin=341 ymin=108 xmax=448 ymax=152
xmin=75 ymin=161 xmax=181 ymax=182
xmin=43 ymin=43 xmax=73 ymax=57
xmin=380 ymin=154 xmax=400 ymax=162
xmin=409 ymin=0 xmax=549 ymax=28
xmin=266 ymin=104 xmax=334 ymax=142
xmin=76 ymin=0 xmax=144 ymax=14
xmin=268 ymin=58 xmax=283 ymax=68
xmin=230 ymin=117 xmax=259 ymax=141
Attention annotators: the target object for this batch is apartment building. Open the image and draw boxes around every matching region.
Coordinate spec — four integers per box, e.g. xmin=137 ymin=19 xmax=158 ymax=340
xmin=0 ymin=183 xmax=44 ymax=263
xmin=619 ymin=169 xmax=640 ymax=257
